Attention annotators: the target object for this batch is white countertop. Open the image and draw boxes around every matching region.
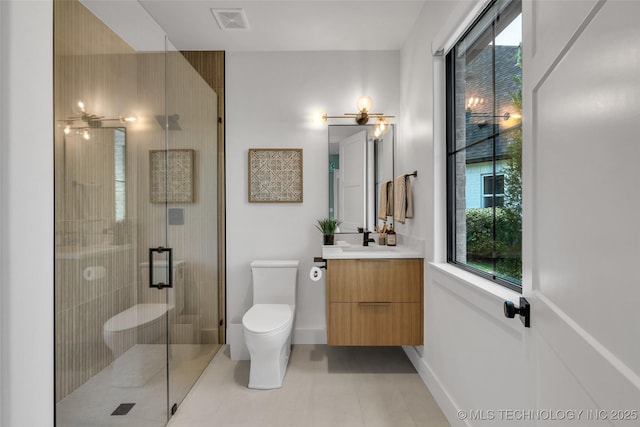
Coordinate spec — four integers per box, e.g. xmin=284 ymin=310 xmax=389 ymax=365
xmin=322 ymin=241 xmax=424 ymax=259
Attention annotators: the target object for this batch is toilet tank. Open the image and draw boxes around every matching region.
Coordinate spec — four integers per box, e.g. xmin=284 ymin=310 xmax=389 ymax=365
xmin=139 ymin=260 xmax=185 ymax=314
xmin=250 ymin=260 xmax=299 ymax=305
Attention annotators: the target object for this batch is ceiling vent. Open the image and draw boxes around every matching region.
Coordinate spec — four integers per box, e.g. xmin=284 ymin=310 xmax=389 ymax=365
xmin=211 ymin=8 xmax=250 ymax=31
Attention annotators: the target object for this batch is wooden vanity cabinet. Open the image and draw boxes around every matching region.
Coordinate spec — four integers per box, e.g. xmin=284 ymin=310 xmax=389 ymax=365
xmin=326 ymin=258 xmax=423 ymax=346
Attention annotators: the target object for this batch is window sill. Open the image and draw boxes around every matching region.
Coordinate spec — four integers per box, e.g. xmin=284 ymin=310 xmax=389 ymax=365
xmin=428 ymin=262 xmax=522 ymax=303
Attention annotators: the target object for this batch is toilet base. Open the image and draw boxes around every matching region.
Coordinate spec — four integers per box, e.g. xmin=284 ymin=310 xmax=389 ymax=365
xmin=248 ymin=336 xmax=292 ymax=390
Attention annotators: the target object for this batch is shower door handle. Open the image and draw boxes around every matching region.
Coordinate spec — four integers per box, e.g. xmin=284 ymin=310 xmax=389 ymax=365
xmin=149 ymin=246 xmax=173 ymax=289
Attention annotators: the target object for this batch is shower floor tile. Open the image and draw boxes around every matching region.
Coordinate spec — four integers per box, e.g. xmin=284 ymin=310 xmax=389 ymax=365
xmin=56 ymin=344 xmax=219 ymax=427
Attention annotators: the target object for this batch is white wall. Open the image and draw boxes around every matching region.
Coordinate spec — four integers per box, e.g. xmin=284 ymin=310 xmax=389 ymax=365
xmin=226 ymin=51 xmax=399 ymax=345
xmin=397 ymin=1 xmax=460 ymax=260
xmin=0 ymin=1 xmax=54 ymax=426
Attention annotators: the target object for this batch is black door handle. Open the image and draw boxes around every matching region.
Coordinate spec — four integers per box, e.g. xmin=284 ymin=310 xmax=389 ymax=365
xmin=504 ymin=297 xmax=530 ymax=327
xmin=149 ymin=246 xmax=173 ymax=289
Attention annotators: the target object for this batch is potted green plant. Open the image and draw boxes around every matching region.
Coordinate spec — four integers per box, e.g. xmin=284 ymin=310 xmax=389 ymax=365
xmin=315 ymin=218 xmax=341 ymax=245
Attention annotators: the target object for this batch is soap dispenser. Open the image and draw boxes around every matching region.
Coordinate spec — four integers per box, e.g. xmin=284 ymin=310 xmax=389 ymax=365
xmin=386 ymin=227 xmax=396 ymax=246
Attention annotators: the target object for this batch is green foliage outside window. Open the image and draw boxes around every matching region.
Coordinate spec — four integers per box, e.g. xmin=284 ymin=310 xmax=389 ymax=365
xmin=504 ymin=46 xmax=523 ymax=217
xmin=501 ymin=45 xmax=523 ymax=282
xmin=466 ymin=207 xmax=521 ymax=283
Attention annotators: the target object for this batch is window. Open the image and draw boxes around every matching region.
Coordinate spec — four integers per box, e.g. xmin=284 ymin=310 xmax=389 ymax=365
xmin=446 ymin=0 xmax=522 ymax=290
xmin=483 ymin=174 xmax=504 ymax=207
xmin=114 ymin=128 xmax=126 ymax=221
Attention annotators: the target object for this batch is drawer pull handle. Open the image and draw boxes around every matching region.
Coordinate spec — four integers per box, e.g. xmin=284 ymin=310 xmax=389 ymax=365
xmin=359 ymin=302 xmax=391 ymax=306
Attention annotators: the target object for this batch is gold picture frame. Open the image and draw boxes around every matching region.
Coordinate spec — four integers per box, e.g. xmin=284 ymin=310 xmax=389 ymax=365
xmin=248 ymin=148 xmax=303 ymax=203
xmin=150 ymin=149 xmax=195 ymax=203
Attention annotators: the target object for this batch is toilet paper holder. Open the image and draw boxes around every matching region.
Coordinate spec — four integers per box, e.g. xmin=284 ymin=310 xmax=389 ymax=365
xmin=313 ymin=257 xmax=326 ymax=269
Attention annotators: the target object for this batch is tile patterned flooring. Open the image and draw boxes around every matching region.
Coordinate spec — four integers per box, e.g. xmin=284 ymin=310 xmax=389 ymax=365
xmin=168 ymin=345 xmax=450 ymax=427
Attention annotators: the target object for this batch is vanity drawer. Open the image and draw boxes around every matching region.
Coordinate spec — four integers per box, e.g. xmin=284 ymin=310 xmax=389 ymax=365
xmin=327 ymin=258 xmax=422 ymax=303
xmin=327 ymin=302 xmax=423 ymax=346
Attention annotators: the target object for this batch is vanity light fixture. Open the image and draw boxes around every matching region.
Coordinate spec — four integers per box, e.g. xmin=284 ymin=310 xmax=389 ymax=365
xmin=468 ymin=112 xmax=512 ymax=121
xmin=467 ymin=111 xmax=522 ymax=125
xmin=58 ymin=101 xmax=137 ymax=135
xmin=321 ymin=95 xmax=395 ymax=126
xmin=465 ymin=97 xmax=521 ymax=124
xmin=320 ymin=96 xmax=394 ymax=139
xmin=61 ymin=126 xmax=92 ymax=140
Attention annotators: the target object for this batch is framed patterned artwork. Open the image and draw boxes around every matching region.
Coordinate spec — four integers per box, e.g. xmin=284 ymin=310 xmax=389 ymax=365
xmin=150 ymin=149 xmax=195 ymax=203
xmin=248 ymin=148 xmax=303 ymax=203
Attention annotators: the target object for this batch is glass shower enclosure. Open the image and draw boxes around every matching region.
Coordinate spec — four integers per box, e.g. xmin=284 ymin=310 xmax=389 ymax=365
xmin=53 ymin=1 xmax=220 ymax=425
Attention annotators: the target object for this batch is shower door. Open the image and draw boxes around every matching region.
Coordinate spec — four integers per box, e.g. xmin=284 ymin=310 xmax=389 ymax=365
xmin=54 ymin=2 xmax=219 ymax=425
xmin=161 ymin=38 xmax=220 ymax=419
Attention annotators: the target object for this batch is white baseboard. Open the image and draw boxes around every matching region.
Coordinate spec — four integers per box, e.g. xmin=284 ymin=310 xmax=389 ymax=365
xmin=293 ymin=327 xmax=326 ymax=344
xmin=228 ymin=323 xmax=249 ymax=360
xmin=403 ymin=345 xmax=470 ymax=427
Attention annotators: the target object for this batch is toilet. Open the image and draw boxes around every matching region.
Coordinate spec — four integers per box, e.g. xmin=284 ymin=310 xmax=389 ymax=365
xmin=242 ymin=260 xmax=299 ymax=389
xmin=103 ymin=260 xmax=184 ymax=387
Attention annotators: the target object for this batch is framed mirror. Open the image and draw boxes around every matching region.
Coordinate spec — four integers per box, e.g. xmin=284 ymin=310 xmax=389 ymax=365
xmin=328 ymin=124 xmax=394 ymax=234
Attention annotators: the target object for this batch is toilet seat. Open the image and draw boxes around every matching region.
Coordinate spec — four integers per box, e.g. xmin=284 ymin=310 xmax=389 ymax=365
xmin=243 ymin=304 xmax=292 ymax=335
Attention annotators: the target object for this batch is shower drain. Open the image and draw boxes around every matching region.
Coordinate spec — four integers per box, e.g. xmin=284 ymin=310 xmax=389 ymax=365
xmin=111 ymin=403 xmax=135 ymax=416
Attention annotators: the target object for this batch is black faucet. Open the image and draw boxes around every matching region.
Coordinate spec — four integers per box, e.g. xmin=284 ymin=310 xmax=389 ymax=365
xmin=363 ymin=230 xmax=375 ymax=246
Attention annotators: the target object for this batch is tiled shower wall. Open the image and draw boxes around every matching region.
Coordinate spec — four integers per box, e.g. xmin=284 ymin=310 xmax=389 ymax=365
xmin=54 ymin=0 xmax=219 ymax=401
xmin=55 ymin=247 xmax=135 ymax=399
xmin=54 ymin=0 xmax=140 ymax=400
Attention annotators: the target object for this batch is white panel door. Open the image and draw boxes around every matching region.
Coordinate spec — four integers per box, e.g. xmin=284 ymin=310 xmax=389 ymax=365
xmin=526 ymin=0 xmax=640 ymax=423
xmin=339 ymin=130 xmax=367 ymax=232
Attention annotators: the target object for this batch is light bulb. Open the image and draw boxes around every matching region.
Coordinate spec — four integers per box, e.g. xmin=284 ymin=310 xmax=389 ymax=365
xmin=120 ymin=115 xmax=137 ymax=123
xmin=64 ymin=125 xmax=71 ymax=135
xmin=82 ymin=130 xmax=90 ymax=140
xmin=356 ymin=96 xmax=373 ymax=113
xmin=312 ymin=110 xmax=327 ymax=125
xmin=77 ymin=101 xmax=85 ymax=111
xmin=371 ymin=118 xmax=391 ymax=139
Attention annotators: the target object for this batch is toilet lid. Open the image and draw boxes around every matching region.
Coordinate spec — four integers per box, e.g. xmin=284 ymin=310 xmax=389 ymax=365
xmin=242 ymin=304 xmax=293 ymax=335
xmin=104 ymin=303 xmax=171 ymax=333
